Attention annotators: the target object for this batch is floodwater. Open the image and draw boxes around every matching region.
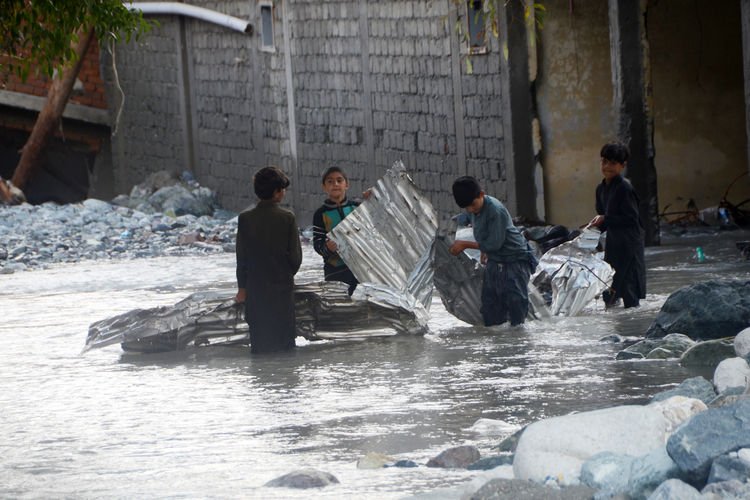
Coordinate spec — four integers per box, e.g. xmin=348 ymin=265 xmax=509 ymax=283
xmin=2 ymin=229 xmax=750 ymax=499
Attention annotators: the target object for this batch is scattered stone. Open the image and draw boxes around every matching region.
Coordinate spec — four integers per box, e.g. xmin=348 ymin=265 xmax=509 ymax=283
xmin=666 ymin=399 xmax=750 ymax=483
xmin=426 ymin=445 xmax=481 ymax=468
xmin=470 ymin=418 xmax=519 ymax=436
xmin=679 ymin=338 xmax=736 ymax=370
xmin=385 ymin=459 xmax=418 ymax=468
xmin=645 ymin=280 xmax=750 ymax=341
xmin=0 ymin=188 xmax=238 ymax=271
xmin=713 ymin=357 xmax=750 ymax=394
xmin=617 ymin=334 xmax=696 ymax=361
xmin=627 ymin=446 xmax=688 ymax=499
xmin=496 ymin=427 xmax=524 ymax=453
xmin=735 ymin=327 xmax=750 ymax=360
xmin=467 ymin=455 xmax=513 ymax=470
xmin=650 ymin=376 xmax=716 ymax=405
xmin=264 ymin=468 xmax=339 ymax=489
xmin=356 ymin=452 xmax=395 ymax=469
xmin=647 ymin=478 xmax=702 ymax=500
xmin=580 ymin=451 xmax=634 ymax=493
xmin=469 ymin=478 xmax=596 ymax=500
xmin=707 ymin=452 xmax=750 ymax=484
xmin=701 ymin=478 xmax=750 ymax=498
xmin=616 ymin=350 xmax=645 ymax=360
xmin=708 ymin=386 xmax=749 ymax=408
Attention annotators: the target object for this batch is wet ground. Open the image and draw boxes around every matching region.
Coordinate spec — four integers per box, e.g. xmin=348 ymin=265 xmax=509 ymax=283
xmin=1 ymin=228 xmax=749 ymax=498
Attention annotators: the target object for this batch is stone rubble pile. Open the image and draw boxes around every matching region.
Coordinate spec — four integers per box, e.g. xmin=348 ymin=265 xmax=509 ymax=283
xmin=0 ymin=171 xmax=240 ymax=274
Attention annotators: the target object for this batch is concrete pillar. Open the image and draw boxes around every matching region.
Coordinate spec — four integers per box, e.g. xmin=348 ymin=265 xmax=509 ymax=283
xmin=741 ymin=0 xmax=750 ymax=175
xmin=607 ymin=0 xmax=659 ymax=245
xmin=497 ymin=0 xmax=538 ymax=221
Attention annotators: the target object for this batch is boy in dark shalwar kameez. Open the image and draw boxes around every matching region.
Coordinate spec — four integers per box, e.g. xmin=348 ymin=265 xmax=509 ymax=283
xmin=235 ymin=167 xmax=302 ymax=353
xmin=589 ymin=143 xmax=646 ymax=308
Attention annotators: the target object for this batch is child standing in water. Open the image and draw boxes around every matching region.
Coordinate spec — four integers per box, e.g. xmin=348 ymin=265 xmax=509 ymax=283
xmin=235 ymin=166 xmax=302 ymax=353
xmin=589 ymin=142 xmax=646 ymax=308
xmin=312 ymin=167 xmax=360 ymax=295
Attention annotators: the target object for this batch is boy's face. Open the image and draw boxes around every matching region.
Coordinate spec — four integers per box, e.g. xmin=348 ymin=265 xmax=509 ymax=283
xmin=600 ymin=158 xmax=625 ymax=181
xmin=323 ymin=172 xmax=349 ymax=203
xmin=464 ymin=193 xmax=485 ymax=214
xmin=271 ymin=187 xmax=286 ymax=203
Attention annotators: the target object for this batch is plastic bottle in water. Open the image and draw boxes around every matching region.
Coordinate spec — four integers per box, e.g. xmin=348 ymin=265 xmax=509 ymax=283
xmin=695 ymin=246 xmax=705 ymax=263
xmin=718 ymin=207 xmax=730 ymax=225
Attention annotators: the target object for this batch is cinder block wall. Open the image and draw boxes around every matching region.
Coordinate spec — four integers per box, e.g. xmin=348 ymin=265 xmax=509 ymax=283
xmin=104 ymin=0 xmax=509 ymax=226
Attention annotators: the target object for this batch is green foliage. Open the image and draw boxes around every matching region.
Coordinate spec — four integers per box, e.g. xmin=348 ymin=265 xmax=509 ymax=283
xmin=447 ymin=0 xmax=544 ymax=74
xmin=0 ymin=0 xmax=153 ymax=81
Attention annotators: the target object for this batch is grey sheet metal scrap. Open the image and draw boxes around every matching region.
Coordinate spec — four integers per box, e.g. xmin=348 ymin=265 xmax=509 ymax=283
xmin=84 ymin=161 xmax=611 ymax=353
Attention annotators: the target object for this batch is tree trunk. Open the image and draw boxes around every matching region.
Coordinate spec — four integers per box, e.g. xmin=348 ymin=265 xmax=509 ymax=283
xmin=11 ymin=27 xmax=95 ymax=189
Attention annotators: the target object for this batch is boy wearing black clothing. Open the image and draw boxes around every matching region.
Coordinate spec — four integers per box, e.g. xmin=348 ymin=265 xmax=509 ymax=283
xmin=312 ymin=167 xmax=359 ymax=295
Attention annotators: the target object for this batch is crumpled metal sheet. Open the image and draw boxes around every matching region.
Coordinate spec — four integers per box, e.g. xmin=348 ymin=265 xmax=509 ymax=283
xmin=432 ymin=225 xmax=609 ymax=323
xmin=85 ymin=162 xmax=439 ymax=354
xmin=330 ymin=160 xmax=438 ymax=320
xmin=532 ymin=228 xmax=614 ymax=316
xmin=431 ymin=235 xmax=484 ymax=325
xmin=431 ymin=234 xmax=550 ymax=325
xmin=84 ymin=281 xmax=426 ymax=353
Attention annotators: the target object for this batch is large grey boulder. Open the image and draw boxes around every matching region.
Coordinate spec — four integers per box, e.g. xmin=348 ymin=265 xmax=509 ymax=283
xmin=713 ymin=357 xmax=750 ymax=394
xmin=469 ymin=478 xmax=596 ymax=500
xmin=264 ymin=468 xmax=339 ymax=489
xmin=666 ymin=399 xmax=750 ymax=483
xmin=426 ymin=445 xmax=481 ymax=468
xmin=645 ymin=280 xmax=750 ymax=340
xmin=513 ymin=405 xmax=667 ymax=485
xmin=679 ymin=338 xmax=736 ymax=370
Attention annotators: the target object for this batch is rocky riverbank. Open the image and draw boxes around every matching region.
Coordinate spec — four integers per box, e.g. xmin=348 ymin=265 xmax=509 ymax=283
xmin=0 ymin=171 xmax=239 ymax=274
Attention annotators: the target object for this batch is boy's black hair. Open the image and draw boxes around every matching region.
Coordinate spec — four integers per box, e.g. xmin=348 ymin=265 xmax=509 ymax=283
xmin=600 ymin=142 xmax=630 ymax=164
xmin=254 ymin=166 xmax=290 ymax=200
xmin=321 ymin=166 xmax=348 ymax=184
xmin=452 ymin=176 xmax=482 ymax=208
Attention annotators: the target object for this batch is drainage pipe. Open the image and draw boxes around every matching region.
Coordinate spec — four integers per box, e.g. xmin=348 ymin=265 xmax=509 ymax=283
xmin=123 ymin=2 xmax=253 ymax=34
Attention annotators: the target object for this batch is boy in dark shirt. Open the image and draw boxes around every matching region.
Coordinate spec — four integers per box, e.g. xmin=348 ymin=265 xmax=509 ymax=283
xmin=449 ymin=176 xmax=537 ymax=326
xmin=589 ymin=142 xmax=646 ymax=308
xmin=235 ymin=166 xmax=302 ymax=353
xmin=312 ymin=167 xmax=360 ymax=295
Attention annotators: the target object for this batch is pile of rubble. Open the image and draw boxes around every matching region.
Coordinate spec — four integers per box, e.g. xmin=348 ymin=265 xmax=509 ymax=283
xmin=0 ymin=171 xmax=239 ymax=274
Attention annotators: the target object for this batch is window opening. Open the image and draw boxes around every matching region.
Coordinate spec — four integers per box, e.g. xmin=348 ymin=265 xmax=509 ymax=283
xmin=260 ymin=2 xmax=274 ymax=50
xmin=466 ymin=0 xmax=488 ymax=54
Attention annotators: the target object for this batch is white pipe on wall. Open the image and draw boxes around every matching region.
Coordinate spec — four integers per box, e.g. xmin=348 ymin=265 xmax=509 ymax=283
xmin=124 ymin=2 xmax=253 ymax=34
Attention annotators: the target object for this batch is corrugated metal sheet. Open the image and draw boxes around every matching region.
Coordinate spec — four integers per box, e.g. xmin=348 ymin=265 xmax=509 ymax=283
xmin=330 ymin=160 xmax=438 ymax=322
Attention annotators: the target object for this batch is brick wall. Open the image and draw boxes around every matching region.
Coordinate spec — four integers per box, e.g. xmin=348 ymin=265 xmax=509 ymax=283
xmin=0 ymin=41 xmax=107 ymax=111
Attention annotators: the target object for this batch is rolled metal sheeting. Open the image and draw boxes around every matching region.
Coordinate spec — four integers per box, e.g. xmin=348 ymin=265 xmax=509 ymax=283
xmin=84 ymin=281 xmax=426 ymax=354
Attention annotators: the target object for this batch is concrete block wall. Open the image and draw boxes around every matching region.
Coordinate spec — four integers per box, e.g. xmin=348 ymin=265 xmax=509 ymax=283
xmin=102 ymin=15 xmax=188 ymax=194
xmin=187 ymin=8 xmax=260 ymax=210
xmin=105 ymin=0 xmax=509 ymax=224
